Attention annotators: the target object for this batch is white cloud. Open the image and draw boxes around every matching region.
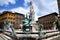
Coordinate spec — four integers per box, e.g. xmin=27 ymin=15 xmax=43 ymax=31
xmin=0 ymin=0 xmax=30 ymax=14
xmin=0 ymin=0 xmax=58 ymax=21
xmin=24 ymin=0 xmax=30 ymax=3
xmin=34 ymin=3 xmax=50 ymax=21
xmin=0 ymin=7 xmax=30 ymax=17
xmin=0 ymin=0 xmax=30 ymax=18
xmin=10 ymin=7 xmax=29 ymax=15
xmin=0 ymin=9 xmax=7 ymax=13
xmin=32 ymin=0 xmax=59 ymax=21
xmin=24 ymin=0 xmax=30 ymax=7
xmin=0 ymin=0 xmax=16 ymax=6
xmin=33 ymin=3 xmax=40 ymax=21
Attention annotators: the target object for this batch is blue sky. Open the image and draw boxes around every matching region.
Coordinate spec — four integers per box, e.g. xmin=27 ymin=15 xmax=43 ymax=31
xmin=0 ymin=0 xmax=59 ymax=21
xmin=0 ymin=0 xmax=30 ymax=10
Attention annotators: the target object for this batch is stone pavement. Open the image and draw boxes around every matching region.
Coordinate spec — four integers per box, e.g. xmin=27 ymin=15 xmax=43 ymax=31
xmin=51 ymin=35 xmax=60 ymax=40
xmin=42 ymin=30 xmax=60 ymax=40
xmin=0 ymin=34 xmax=12 ymax=40
xmin=42 ymin=35 xmax=60 ymax=40
xmin=1 ymin=30 xmax=60 ymax=40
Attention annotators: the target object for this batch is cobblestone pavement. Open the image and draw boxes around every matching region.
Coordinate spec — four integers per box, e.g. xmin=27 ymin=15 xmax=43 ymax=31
xmin=0 ymin=34 xmax=12 ymax=40
xmin=0 ymin=34 xmax=7 ymax=40
xmin=51 ymin=36 xmax=60 ymax=40
xmin=0 ymin=30 xmax=59 ymax=40
xmin=42 ymin=35 xmax=60 ymax=40
xmin=0 ymin=36 xmax=4 ymax=40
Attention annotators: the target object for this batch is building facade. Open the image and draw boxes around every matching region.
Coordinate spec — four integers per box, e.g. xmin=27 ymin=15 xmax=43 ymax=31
xmin=0 ymin=11 xmax=24 ymax=29
xmin=14 ymin=12 xmax=25 ymax=29
xmin=57 ymin=0 xmax=60 ymax=27
xmin=57 ymin=0 xmax=60 ymax=15
xmin=58 ymin=17 xmax=60 ymax=27
xmin=38 ymin=12 xmax=58 ymax=30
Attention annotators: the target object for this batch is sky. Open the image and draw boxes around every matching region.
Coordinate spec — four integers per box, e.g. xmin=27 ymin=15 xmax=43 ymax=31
xmin=0 ymin=0 xmax=59 ymax=21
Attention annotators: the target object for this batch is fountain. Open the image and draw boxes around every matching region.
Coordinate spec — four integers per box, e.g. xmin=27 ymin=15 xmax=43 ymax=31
xmin=2 ymin=0 xmax=44 ymax=40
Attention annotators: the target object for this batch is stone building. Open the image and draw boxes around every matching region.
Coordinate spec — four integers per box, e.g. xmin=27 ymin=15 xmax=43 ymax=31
xmin=0 ymin=11 xmax=24 ymax=29
xmin=57 ymin=0 xmax=60 ymax=15
xmin=13 ymin=12 xmax=24 ymax=29
xmin=38 ymin=12 xmax=58 ymax=30
xmin=58 ymin=17 xmax=60 ymax=26
xmin=57 ymin=0 xmax=60 ymax=27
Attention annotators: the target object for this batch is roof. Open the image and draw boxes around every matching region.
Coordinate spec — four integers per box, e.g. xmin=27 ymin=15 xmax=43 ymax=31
xmin=38 ymin=12 xmax=58 ymax=19
xmin=0 ymin=11 xmax=11 ymax=16
xmin=14 ymin=12 xmax=24 ymax=16
xmin=0 ymin=11 xmax=24 ymax=16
